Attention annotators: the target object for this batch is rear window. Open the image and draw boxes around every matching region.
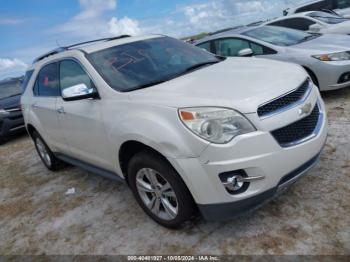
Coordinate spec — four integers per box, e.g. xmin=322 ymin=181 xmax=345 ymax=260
xmin=296 ymin=0 xmax=334 ymax=13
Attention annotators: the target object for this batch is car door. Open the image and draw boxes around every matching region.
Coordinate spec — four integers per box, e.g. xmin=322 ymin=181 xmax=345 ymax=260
xmin=30 ymin=62 xmax=67 ymax=152
xmin=56 ymin=59 xmax=113 ymax=169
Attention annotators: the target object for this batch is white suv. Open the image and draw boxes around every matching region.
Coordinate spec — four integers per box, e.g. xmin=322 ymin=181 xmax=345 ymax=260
xmin=21 ymin=35 xmax=328 ymax=228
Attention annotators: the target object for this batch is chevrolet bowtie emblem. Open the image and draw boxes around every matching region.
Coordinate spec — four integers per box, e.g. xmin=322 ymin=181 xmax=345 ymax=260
xmin=299 ymin=103 xmax=313 ymax=116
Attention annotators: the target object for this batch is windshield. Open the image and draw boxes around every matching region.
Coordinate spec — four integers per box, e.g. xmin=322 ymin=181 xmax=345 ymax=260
xmin=243 ymin=26 xmax=321 ymax=46
xmin=88 ymin=36 xmax=221 ymax=92
xmin=308 ymin=11 xmax=349 ymax=24
xmin=0 ymin=79 xmax=22 ymax=100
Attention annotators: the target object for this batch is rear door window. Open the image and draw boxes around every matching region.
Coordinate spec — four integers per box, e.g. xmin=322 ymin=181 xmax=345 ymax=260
xmin=35 ymin=63 xmax=60 ymax=97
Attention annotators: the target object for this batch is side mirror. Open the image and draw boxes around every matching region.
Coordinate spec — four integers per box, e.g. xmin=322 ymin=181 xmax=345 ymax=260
xmin=309 ymin=24 xmax=323 ymax=33
xmin=62 ymin=83 xmax=99 ymax=101
xmin=238 ymin=48 xmax=254 ymax=57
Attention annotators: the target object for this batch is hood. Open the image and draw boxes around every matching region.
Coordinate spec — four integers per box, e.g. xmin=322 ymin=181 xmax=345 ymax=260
xmin=292 ymin=34 xmax=350 ymax=54
xmin=129 ymin=58 xmax=308 ymax=114
xmin=326 ymin=20 xmax=350 ymax=34
xmin=0 ymin=94 xmax=21 ymax=110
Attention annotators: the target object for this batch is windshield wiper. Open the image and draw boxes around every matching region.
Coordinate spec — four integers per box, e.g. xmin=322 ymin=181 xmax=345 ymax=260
xmin=131 ymin=79 xmax=169 ymax=90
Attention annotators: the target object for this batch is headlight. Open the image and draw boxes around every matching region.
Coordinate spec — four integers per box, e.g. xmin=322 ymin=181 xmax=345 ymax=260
xmin=0 ymin=109 xmax=9 ymax=116
xmin=179 ymin=107 xmax=256 ymax=144
xmin=313 ymin=51 xmax=350 ymax=61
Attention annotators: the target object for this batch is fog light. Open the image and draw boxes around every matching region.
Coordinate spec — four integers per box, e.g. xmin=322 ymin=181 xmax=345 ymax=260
xmin=219 ymin=170 xmax=265 ymax=195
xmin=226 ymin=175 xmax=245 ymax=191
xmin=338 ymin=72 xmax=350 ymax=84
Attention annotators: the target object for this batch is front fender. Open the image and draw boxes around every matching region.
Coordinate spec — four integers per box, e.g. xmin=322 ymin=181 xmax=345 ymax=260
xmin=103 ymin=101 xmax=210 ymax=163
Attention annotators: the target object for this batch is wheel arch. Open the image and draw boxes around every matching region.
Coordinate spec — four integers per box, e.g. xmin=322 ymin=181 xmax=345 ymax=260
xmin=26 ymin=123 xmax=37 ymax=139
xmin=302 ymin=66 xmax=319 ymax=88
xmin=119 ymin=140 xmax=172 ymax=183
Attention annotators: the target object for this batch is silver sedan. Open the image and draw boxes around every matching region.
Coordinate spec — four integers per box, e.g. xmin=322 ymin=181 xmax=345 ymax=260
xmin=195 ymin=25 xmax=350 ymax=91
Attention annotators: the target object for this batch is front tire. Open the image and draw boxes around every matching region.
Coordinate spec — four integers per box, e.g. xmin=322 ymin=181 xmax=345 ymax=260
xmin=128 ymin=151 xmax=197 ymax=228
xmin=33 ymin=131 xmax=62 ymax=171
xmin=0 ymin=136 xmax=6 ymax=145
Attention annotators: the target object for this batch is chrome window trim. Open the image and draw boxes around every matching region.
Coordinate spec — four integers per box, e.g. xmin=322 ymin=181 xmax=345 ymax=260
xmin=258 ymin=78 xmax=312 ymax=120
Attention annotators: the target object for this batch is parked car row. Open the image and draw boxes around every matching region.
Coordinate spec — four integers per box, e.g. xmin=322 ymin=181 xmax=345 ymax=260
xmin=195 ymin=25 xmax=350 ymax=91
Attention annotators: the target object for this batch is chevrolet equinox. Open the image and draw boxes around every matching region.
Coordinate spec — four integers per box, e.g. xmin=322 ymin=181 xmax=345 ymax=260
xmin=21 ymin=35 xmax=328 ymax=228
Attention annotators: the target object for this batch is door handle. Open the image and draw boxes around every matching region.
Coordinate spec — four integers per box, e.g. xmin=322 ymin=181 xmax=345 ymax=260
xmin=31 ymin=103 xmax=39 ymax=109
xmin=57 ymin=106 xmax=65 ymax=114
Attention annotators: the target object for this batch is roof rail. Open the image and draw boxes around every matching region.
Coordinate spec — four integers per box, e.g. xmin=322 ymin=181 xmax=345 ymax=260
xmin=32 ymin=35 xmax=131 ymax=64
xmin=246 ymin=20 xmax=266 ymax=27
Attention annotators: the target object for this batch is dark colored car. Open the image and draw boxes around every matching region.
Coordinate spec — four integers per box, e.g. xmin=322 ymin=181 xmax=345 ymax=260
xmin=0 ymin=77 xmax=25 ymax=144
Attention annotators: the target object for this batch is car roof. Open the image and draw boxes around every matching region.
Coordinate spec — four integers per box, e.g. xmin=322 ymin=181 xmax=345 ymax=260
xmin=265 ymin=11 xmax=316 ymax=24
xmin=31 ymin=34 xmax=163 ymax=67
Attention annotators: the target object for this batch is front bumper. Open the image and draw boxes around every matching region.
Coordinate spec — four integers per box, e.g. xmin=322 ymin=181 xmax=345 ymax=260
xmin=0 ymin=111 xmax=25 ymax=138
xmin=168 ymin=89 xmax=327 ymax=221
xmin=197 ymin=148 xmax=323 ymax=221
xmin=315 ymin=60 xmax=350 ymax=91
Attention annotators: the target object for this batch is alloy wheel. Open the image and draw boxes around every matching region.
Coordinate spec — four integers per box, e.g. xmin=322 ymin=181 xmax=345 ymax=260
xmin=36 ymin=138 xmax=52 ymax=167
xmin=136 ymin=168 xmax=178 ymax=221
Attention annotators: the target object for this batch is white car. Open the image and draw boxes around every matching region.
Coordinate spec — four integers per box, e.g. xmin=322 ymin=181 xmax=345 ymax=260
xmin=196 ymin=25 xmax=350 ymax=91
xmin=21 ymin=35 xmax=327 ymax=228
xmin=284 ymin=0 xmax=350 ymax=18
xmin=266 ymin=11 xmax=350 ymax=34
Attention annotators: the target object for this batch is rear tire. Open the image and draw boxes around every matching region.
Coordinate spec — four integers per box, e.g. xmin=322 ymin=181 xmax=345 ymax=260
xmin=128 ymin=151 xmax=197 ymax=228
xmin=33 ymin=131 xmax=62 ymax=171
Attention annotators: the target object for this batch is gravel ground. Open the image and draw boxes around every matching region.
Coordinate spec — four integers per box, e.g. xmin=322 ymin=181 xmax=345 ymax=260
xmin=0 ymin=88 xmax=349 ymax=255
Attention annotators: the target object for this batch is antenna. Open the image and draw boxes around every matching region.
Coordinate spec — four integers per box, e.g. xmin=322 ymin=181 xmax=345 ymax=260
xmin=56 ymin=40 xmax=62 ymax=48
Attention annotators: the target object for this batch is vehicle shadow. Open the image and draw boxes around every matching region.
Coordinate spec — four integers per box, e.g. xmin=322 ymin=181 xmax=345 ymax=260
xmin=0 ymin=129 xmax=28 ymax=146
xmin=321 ymin=86 xmax=350 ymax=101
